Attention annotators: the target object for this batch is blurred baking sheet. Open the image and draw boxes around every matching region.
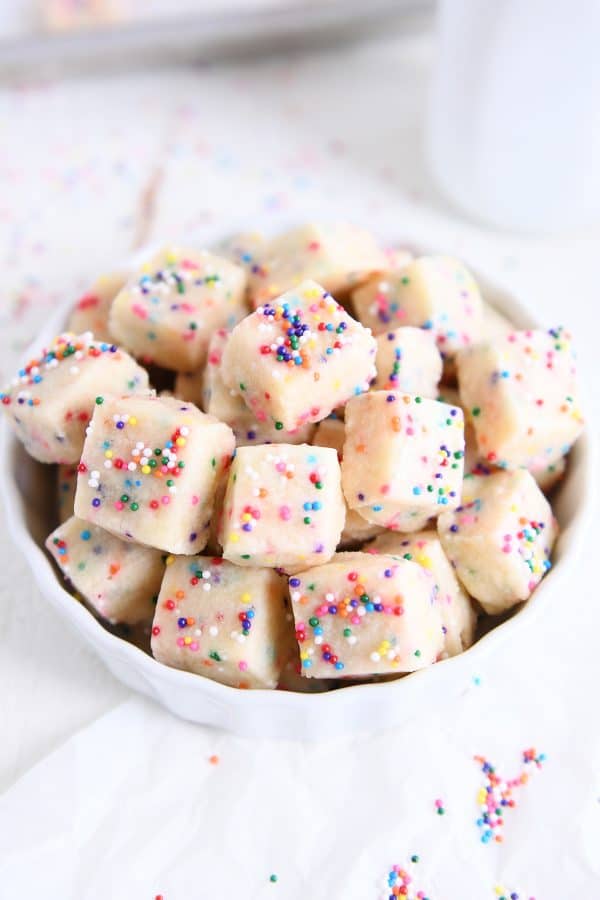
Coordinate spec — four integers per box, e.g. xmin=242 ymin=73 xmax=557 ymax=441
xmin=0 ymin=0 xmax=432 ymax=79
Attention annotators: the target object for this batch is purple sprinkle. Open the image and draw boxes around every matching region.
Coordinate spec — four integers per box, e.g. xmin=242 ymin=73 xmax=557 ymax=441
xmin=357 ymin=493 xmax=365 ymax=501
xmin=92 ymin=498 xmax=101 ymax=508
xmin=289 ymin=577 xmax=301 ymax=588
xmin=386 ymin=394 xmax=396 ymax=402
xmin=450 ymin=524 xmax=459 ymax=533
xmin=189 ymin=532 xmax=197 ymax=541
xmin=384 ymin=569 xmax=393 ymax=578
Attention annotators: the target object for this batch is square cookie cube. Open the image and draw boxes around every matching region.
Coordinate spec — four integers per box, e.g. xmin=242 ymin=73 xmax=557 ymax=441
xmin=221 ymin=280 xmax=376 ymax=431
xmin=248 ymin=223 xmax=387 ymax=308
xmin=151 ymin=555 xmax=290 ymax=689
xmin=109 ymin=246 xmax=247 ymax=372
xmin=367 ymin=530 xmax=477 ymax=657
xmin=67 ymin=271 xmax=126 ymax=343
xmin=456 ymin=328 xmax=584 ymax=470
xmin=351 ymin=256 xmax=483 ymax=358
xmin=290 ymin=552 xmax=443 ymax=678
xmin=343 ymin=392 xmax=465 ymax=531
xmin=312 ymin=417 xmax=384 ymax=548
xmin=199 ymin=329 xmax=314 ymax=446
xmin=57 ymin=463 xmax=78 ymax=523
xmin=372 ymin=326 xmax=442 ymax=397
xmin=46 ymin=516 xmax=164 ymax=625
xmin=0 ymin=332 xmax=149 ymax=464
xmin=219 ymin=444 xmax=345 ymax=570
xmin=75 ymin=395 xmax=235 ymax=554
xmin=438 ymin=470 xmax=558 ymax=615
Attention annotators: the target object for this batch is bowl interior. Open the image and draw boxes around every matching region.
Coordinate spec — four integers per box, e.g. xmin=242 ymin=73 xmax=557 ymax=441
xmin=0 ymin=259 xmax=593 ymax=738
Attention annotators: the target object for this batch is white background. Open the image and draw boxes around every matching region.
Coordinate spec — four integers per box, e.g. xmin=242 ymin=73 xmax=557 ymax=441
xmin=0 ymin=31 xmax=599 ymax=900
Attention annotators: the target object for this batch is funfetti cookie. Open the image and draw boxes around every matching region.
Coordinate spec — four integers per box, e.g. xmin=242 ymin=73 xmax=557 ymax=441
xmin=57 ymin=463 xmax=78 ymax=523
xmin=221 ymin=280 xmax=376 ymax=431
xmin=151 ymin=555 xmax=290 ymax=689
xmin=367 ymin=530 xmax=477 ymax=657
xmin=438 ymin=470 xmax=558 ymax=615
xmin=75 ymin=394 xmax=235 ymax=555
xmin=290 ymin=552 xmax=443 ymax=678
xmin=456 ymin=328 xmax=584 ymax=472
xmin=351 ymin=255 xmax=483 ymax=359
xmin=219 ymin=443 xmax=345 ymax=571
xmin=200 ymin=329 xmax=314 ymax=446
xmin=248 ymin=223 xmax=387 ymax=308
xmin=0 ymin=332 xmax=149 ymax=464
xmin=312 ymin=417 xmax=384 ymax=548
xmin=110 ymin=246 xmax=247 ymax=372
xmin=342 ymin=392 xmax=465 ymax=531
xmin=67 ymin=271 xmax=127 ymax=343
xmin=46 ymin=516 xmax=164 ymax=625
xmin=372 ymin=326 xmax=442 ymax=397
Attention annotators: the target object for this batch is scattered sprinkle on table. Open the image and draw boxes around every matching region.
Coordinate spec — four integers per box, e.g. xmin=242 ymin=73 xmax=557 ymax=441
xmin=475 ymin=747 xmax=546 ymax=843
xmin=209 ymin=755 xmax=220 ymax=765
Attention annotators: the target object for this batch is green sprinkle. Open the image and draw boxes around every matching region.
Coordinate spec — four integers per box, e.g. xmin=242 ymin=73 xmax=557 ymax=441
xmin=189 ymin=321 xmax=197 ymax=330
xmin=274 ymin=421 xmax=284 ymax=430
xmin=414 ymin=649 xmax=421 ymax=657
xmin=211 ymin=457 xmax=216 ymax=468
xmin=403 ymin=553 xmax=412 ymax=560
xmin=343 ymin=628 xmax=352 ymax=637
xmin=471 ymin=407 xmax=481 ymax=417
xmin=130 ymin=502 xmax=139 ymax=511
xmin=209 ymin=650 xmax=221 ymax=662
xmin=269 ymin=875 xmax=278 ymax=884
xmin=401 ymin=276 xmax=410 ymax=285
xmin=95 ymin=396 xmax=104 ymax=405
xmin=303 ymin=516 xmax=311 ymax=525
xmin=309 ymin=617 xmax=319 ymax=627
xmin=120 ymin=494 xmax=129 ymax=503
xmin=415 ymin=396 xmax=422 ymax=403
xmin=241 ymin=554 xmax=250 ymax=560
xmin=410 ymin=855 xmax=419 ymax=863
xmin=239 ymin=382 xmax=246 ymax=391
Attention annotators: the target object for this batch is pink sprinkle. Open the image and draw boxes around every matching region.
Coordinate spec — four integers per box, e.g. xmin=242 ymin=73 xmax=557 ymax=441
xmin=279 ymin=505 xmax=291 ymax=521
xmin=350 ymin=615 xmax=360 ymax=625
xmin=131 ymin=303 xmax=148 ymax=319
xmin=176 ymin=637 xmax=184 ymax=647
xmin=276 ymin=462 xmax=286 ymax=473
xmin=191 ymin=495 xmax=199 ymax=505
xmin=161 ymin=495 xmax=170 ymax=505
xmin=406 ymin=428 xmax=415 ymax=436
xmin=114 ymin=501 xmax=125 ymax=511
xmin=238 ymin=660 xmax=248 ymax=671
xmin=190 ymin=641 xmax=199 ymax=651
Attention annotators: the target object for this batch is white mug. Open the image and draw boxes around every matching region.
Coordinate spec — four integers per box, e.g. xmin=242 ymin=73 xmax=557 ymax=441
xmin=427 ymin=0 xmax=600 ymax=232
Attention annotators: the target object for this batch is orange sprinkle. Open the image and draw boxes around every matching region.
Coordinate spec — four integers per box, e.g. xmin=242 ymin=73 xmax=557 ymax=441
xmin=209 ymin=754 xmax=219 ymax=765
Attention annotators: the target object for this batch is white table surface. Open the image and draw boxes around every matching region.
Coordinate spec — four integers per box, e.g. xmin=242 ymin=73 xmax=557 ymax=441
xmin=0 ymin=32 xmax=599 ymax=900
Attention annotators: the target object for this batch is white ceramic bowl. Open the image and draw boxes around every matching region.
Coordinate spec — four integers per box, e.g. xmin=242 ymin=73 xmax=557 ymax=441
xmin=0 ymin=270 xmax=593 ymax=739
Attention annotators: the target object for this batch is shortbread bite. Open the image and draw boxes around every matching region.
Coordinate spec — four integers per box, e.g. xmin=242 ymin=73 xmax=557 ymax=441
xmin=151 ymin=555 xmax=290 ymax=689
xmin=367 ymin=530 xmax=477 ymax=657
xmin=57 ymin=463 xmax=78 ymax=523
xmin=67 ymin=271 xmax=126 ymax=343
xmin=248 ymin=223 xmax=387 ymax=308
xmin=75 ymin=395 xmax=235 ymax=555
xmin=372 ymin=327 xmax=442 ymax=397
xmin=109 ymin=247 xmax=247 ymax=372
xmin=201 ymin=329 xmax=314 ymax=446
xmin=173 ymin=369 xmax=204 ymax=408
xmin=351 ymin=256 xmax=483 ymax=358
xmin=290 ymin=552 xmax=443 ymax=678
xmin=440 ymin=387 xmax=566 ymax=494
xmin=0 ymin=332 xmax=149 ymax=464
xmin=46 ymin=516 xmax=164 ymax=625
xmin=457 ymin=328 xmax=584 ymax=471
xmin=219 ymin=444 xmax=345 ymax=570
xmin=343 ymin=392 xmax=465 ymax=531
xmin=221 ymin=280 xmax=376 ymax=431
xmin=438 ymin=470 xmax=557 ymax=615
xmin=312 ymin=417 xmax=383 ymax=547
xmin=216 ymin=231 xmax=266 ymax=275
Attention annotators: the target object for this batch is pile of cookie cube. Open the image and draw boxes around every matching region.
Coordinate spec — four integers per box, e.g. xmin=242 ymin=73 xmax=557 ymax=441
xmin=1 ymin=224 xmax=585 ymax=691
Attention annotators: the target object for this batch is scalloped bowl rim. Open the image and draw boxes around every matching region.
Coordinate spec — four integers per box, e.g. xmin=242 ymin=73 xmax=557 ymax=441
xmin=0 ymin=250 xmax=594 ymax=739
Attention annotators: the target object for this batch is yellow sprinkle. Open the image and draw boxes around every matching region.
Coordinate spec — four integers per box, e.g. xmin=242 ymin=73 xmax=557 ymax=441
xmin=241 ymin=592 xmax=252 ymax=604
xmin=184 ymin=636 xmax=191 ymax=645
xmin=165 ymin=555 xmax=175 ymax=566
xmin=104 ymin=450 xmax=113 ymax=459
xmin=142 ymin=465 xmax=151 ymax=474
xmin=176 ymin=437 xmax=186 ymax=447
xmin=229 ymin=533 xmax=240 ymax=543
xmin=129 ymin=416 xmax=137 ymax=425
